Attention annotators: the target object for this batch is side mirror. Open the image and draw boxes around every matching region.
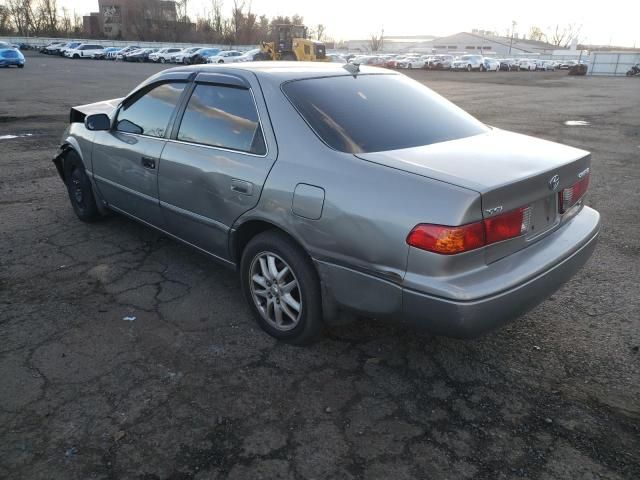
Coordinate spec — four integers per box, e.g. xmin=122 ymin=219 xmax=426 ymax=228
xmin=85 ymin=113 xmax=111 ymax=131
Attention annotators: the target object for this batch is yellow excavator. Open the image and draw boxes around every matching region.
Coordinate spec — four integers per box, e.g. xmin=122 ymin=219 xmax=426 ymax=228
xmin=257 ymin=24 xmax=328 ymax=62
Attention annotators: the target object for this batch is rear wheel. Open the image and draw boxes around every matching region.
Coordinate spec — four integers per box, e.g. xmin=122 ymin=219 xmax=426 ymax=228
xmin=241 ymin=230 xmax=324 ymax=345
xmin=466 ymin=64 xmax=472 ymax=72
xmin=63 ymin=150 xmax=100 ymax=222
xmin=480 ymin=64 xmax=486 ymax=72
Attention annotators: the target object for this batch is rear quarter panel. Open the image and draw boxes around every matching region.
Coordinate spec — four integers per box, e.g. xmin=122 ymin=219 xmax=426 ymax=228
xmin=236 ymin=76 xmax=483 ymax=282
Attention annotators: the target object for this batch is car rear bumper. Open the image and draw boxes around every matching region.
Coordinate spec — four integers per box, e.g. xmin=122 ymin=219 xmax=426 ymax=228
xmin=316 ymin=206 xmax=600 ymax=337
xmin=403 ymin=206 xmax=600 ymax=337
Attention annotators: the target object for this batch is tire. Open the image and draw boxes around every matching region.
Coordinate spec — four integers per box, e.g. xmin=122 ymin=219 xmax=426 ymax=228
xmin=18 ymin=64 xmax=24 ymax=69
xmin=160 ymin=58 xmax=165 ymax=63
xmin=254 ymin=52 xmax=271 ymax=61
xmin=218 ymin=59 xmax=224 ymax=63
xmin=73 ymin=54 xmax=79 ymax=59
xmin=466 ymin=64 xmax=472 ymax=72
xmin=408 ymin=64 xmax=412 ymax=69
xmin=241 ymin=230 xmax=324 ymax=345
xmin=480 ymin=64 xmax=486 ymax=72
xmin=63 ymin=150 xmax=100 ymax=222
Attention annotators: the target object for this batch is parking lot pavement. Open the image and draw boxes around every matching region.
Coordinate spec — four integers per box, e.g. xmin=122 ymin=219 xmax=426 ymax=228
xmin=1 ymin=53 xmax=639 ymax=479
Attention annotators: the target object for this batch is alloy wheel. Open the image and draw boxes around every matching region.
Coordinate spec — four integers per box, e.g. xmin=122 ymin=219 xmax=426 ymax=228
xmin=249 ymin=251 xmax=302 ymax=331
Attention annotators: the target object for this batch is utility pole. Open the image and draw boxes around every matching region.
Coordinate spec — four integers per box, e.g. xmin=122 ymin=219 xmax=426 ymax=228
xmin=509 ymin=20 xmax=516 ymax=54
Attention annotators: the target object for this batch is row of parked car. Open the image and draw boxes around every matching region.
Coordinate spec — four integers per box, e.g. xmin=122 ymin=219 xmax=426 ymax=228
xmin=39 ymin=41 xmax=261 ymax=65
xmin=341 ymin=53 xmax=587 ymax=72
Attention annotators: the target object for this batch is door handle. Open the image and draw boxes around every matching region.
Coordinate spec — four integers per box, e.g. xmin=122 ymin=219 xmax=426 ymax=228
xmin=141 ymin=157 xmax=156 ymax=169
xmin=230 ymin=179 xmax=253 ymax=195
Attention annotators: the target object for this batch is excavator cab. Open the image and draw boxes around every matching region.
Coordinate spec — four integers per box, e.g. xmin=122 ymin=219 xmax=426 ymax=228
xmin=259 ymin=24 xmax=327 ymax=62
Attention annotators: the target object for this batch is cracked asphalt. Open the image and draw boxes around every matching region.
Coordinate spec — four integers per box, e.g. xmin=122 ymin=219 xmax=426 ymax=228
xmin=1 ymin=53 xmax=639 ymax=480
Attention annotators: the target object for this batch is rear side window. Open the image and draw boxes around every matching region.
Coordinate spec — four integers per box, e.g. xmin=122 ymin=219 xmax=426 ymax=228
xmin=116 ymin=82 xmax=186 ymax=137
xmin=282 ymin=74 xmax=488 ymax=153
xmin=177 ymin=84 xmax=266 ymax=155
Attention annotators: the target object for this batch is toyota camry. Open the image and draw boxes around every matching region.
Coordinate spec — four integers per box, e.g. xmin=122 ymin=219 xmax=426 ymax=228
xmin=53 ymin=62 xmax=600 ymax=344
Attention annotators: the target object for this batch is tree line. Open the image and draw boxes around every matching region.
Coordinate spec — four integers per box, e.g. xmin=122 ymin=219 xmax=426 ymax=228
xmin=0 ymin=0 xmax=329 ymax=46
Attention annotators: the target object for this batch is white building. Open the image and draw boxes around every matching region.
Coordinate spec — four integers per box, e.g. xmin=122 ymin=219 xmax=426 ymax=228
xmin=346 ymin=31 xmax=559 ymax=56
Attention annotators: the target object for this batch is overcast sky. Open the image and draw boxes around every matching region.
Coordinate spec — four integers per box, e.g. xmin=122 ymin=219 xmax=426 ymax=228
xmin=57 ymin=0 xmax=637 ymax=47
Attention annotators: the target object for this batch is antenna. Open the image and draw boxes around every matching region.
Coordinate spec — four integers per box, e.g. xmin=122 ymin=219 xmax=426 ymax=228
xmin=343 ymin=62 xmax=360 ymax=77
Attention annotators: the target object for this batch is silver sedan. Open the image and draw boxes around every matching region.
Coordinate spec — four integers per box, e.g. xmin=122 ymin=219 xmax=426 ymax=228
xmin=53 ymin=63 xmax=600 ymax=344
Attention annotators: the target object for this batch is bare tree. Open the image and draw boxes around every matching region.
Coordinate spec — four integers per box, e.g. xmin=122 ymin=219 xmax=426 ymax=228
xmin=547 ymin=23 xmax=582 ymax=48
xmin=7 ymin=0 xmax=34 ymax=36
xmin=210 ymin=0 xmax=224 ymax=39
xmin=231 ymin=0 xmax=244 ymax=44
xmin=369 ymin=29 xmax=384 ymax=52
xmin=315 ymin=23 xmax=325 ymax=41
xmin=176 ymin=0 xmax=189 ymax=22
xmin=528 ymin=26 xmax=545 ymax=42
xmin=0 ymin=4 xmax=12 ymax=34
xmin=59 ymin=5 xmax=71 ymax=35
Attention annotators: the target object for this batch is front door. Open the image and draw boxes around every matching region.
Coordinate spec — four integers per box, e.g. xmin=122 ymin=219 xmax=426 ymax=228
xmin=158 ymin=74 xmax=276 ymax=261
xmin=91 ymin=81 xmax=187 ymax=227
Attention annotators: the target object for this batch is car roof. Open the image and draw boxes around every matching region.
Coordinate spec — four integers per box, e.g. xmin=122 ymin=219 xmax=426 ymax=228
xmin=158 ymin=62 xmax=394 ymax=83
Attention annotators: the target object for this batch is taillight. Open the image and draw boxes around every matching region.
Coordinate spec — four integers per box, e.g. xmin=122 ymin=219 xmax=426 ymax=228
xmin=559 ymin=173 xmax=589 ymax=213
xmin=407 ymin=206 xmax=531 ymax=255
xmin=484 ymin=206 xmax=531 ymax=244
xmin=406 ymin=223 xmax=485 ymax=255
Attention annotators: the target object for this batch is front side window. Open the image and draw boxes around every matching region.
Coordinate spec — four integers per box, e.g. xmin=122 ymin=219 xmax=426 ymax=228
xmin=177 ymin=84 xmax=266 ymax=155
xmin=116 ymin=82 xmax=186 ymax=138
xmin=282 ymin=74 xmax=488 ymax=154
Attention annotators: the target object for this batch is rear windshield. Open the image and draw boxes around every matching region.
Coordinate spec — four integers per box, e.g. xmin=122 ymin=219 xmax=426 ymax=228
xmin=282 ymin=74 xmax=488 ymax=153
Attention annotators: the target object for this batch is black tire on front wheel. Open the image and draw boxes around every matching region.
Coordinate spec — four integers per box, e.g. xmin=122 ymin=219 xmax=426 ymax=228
xmin=63 ymin=150 xmax=100 ymax=222
xmin=240 ymin=230 xmax=324 ymax=345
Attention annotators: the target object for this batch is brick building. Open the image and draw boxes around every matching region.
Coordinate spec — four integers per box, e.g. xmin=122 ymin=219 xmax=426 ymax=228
xmin=83 ymin=0 xmax=184 ymax=40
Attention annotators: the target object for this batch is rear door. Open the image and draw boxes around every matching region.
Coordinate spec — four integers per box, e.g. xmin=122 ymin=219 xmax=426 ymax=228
xmin=158 ymin=71 xmax=277 ymax=260
xmin=91 ymin=79 xmax=189 ymax=227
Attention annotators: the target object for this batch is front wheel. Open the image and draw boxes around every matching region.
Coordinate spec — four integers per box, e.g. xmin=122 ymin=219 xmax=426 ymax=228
xmin=160 ymin=58 xmax=165 ymax=63
xmin=241 ymin=231 xmax=324 ymax=345
xmin=63 ymin=150 xmax=100 ymax=222
xmin=466 ymin=64 xmax=472 ymax=72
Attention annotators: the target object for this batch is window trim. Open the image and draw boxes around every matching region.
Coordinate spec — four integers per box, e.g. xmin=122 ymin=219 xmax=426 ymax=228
xmin=114 ymin=80 xmax=190 ymax=140
xmin=169 ymin=81 xmax=269 ymax=158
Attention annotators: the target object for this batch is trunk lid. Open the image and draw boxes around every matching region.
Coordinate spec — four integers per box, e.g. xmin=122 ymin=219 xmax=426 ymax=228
xmin=355 ymin=128 xmax=590 ymax=215
xmin=355 ymin=128 xmax=591 ymax=257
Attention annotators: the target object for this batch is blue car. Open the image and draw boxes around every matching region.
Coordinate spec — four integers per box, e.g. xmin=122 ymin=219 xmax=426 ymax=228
xmin=0 ymin=47 xmax=25 ymax=68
